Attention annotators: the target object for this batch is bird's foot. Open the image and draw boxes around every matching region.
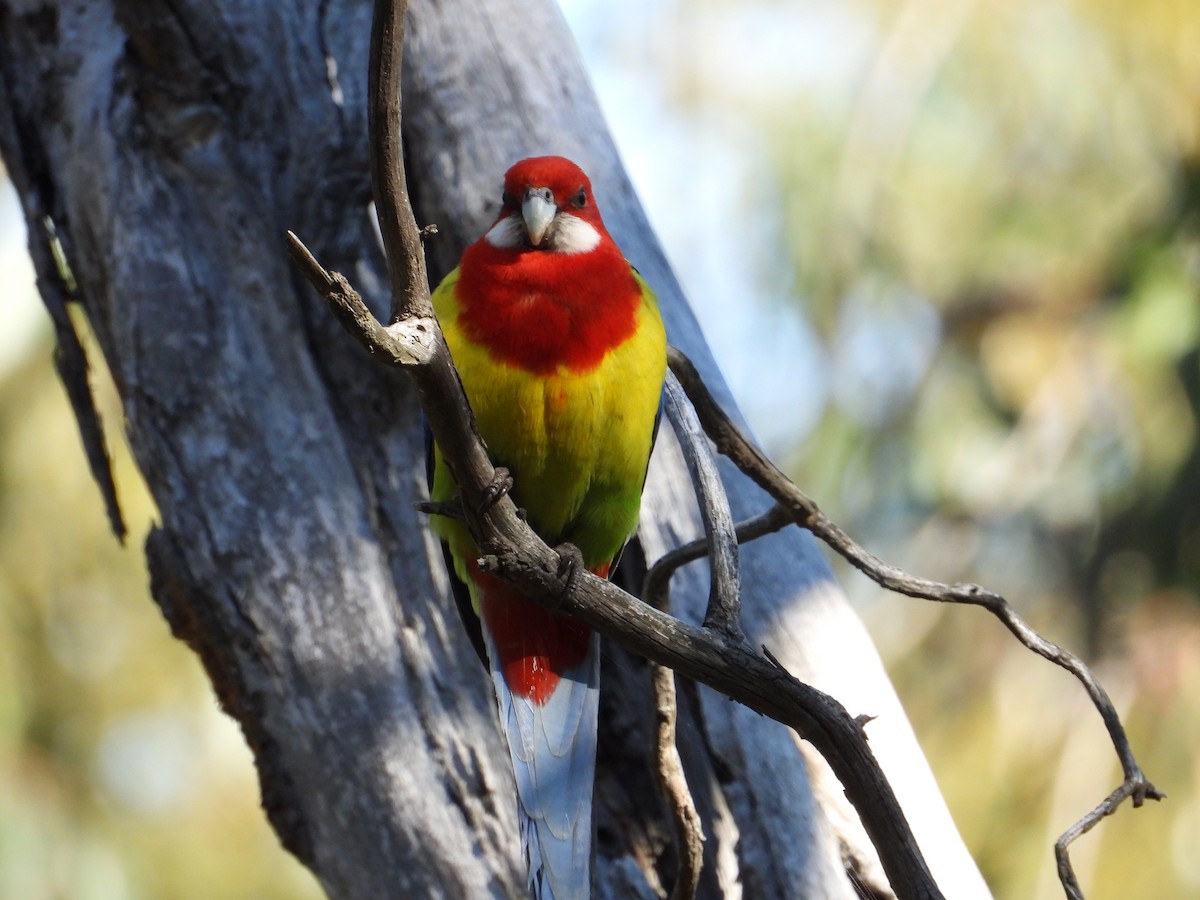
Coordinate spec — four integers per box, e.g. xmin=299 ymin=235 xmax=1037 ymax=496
xmin=553 ymin=542 xmax=586 ymax=606
xmin=477 ymin=467 xmax=514 ymax=515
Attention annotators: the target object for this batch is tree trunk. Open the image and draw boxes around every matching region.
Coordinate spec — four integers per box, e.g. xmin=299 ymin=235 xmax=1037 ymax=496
xmin=0 ymin=0 xmax=990 ymax=897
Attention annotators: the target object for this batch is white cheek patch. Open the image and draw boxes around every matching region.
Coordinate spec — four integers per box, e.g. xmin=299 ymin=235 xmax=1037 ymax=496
xmin=483 ymin=212 xmax=602 ymax=254
xmin=485 ymin=214 xmax=525 ymax=248
xmin=549 ymin=216 xmax=601 ymax=255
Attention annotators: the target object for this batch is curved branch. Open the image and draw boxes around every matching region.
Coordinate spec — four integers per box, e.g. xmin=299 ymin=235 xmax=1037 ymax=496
xmin=650 ymin=648 xmax=704 ymax=900
xmin=1055 ymin=779 xmax=1152 ymax=900
xmin=642 ymin=504 xmax=792 ymax=614
xmin=666 ymin=345 xmax=1165 ymax=899
xmin=662 ymin=370 xmax=742 ymax=639
xmin=367 ymin=0 xmax=430 ymax=323
xmin=484 ymin=541 xmax=945 ymax=900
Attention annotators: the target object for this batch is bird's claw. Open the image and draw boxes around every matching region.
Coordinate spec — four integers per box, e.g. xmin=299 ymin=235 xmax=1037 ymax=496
xmin=554 ymin=542 xmax=585 ymax=605
xmin=477 ymin=467 xmax=514 ymax=515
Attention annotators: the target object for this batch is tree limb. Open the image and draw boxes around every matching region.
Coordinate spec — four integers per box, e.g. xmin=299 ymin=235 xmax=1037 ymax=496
xmin=642 ymin=504 xmax=792 ymax=616
xmin=662 ymin=371 xmax=742 ymax=639
xmin=367 ymin=0 xmax=429 ymax=324
xmin=665 ymin=345 xmax=1164 ymax=900
xmin=648 ymin=609 xmax=704 ymax=900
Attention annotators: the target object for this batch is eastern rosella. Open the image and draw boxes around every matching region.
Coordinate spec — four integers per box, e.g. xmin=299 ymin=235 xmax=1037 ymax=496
xmin=428 ymin=156 xmax=667 ymax=899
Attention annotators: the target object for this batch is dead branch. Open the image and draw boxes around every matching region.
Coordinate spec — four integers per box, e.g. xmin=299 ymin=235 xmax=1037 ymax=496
xmin=367 ymin=0 xmax=429 ymax=324
xmin=661 ymin=371 xmax=742 ymax=638
xmin=642 ymin=504 xmax=792 ymax=615
xmin=665 ymin=345 xmax=1165 ymax=899
xmin=648 ymin=611 xmax=704 ymax=900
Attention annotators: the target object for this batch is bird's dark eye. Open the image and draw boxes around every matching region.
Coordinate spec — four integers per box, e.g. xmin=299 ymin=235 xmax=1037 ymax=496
xmin=501 ymin=191 xmax=514 ymax=208
xmin=571 ymin=189 xmax=587 ymax=208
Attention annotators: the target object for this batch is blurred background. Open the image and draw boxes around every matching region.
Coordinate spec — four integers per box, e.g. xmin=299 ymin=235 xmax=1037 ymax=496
xmin=1 ymin=0 xmax=1196 ymax=897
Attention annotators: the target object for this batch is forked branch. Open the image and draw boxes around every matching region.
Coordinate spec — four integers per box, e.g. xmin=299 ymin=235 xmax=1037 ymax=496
xmin=665 ymin=346 xmax=1164 ymax=899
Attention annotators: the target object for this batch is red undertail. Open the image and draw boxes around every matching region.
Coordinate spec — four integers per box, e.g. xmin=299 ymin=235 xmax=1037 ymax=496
xmin=472 ymin=560 xmax=610 ymax=705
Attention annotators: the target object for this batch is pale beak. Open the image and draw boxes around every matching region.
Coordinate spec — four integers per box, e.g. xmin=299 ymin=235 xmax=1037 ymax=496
xmin=521 ymin=187 xmax=556 ymax=247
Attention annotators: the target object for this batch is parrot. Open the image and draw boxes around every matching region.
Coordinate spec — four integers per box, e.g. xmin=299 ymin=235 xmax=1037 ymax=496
xmin=427 ymin=156 xmax=667 ymax=899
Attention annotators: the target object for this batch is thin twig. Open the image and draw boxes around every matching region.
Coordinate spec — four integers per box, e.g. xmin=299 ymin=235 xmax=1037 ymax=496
xmin=666 ymin=345 xmax=1164 ymax=898
xmin=663 ymin=371 xmax=742 ymax=638
xmin=651 ymin=658 xmax=704 ymax=900
xmin=367 ymin=0 xmax=430 ymax=323
xmin=1055 ymin=779 xmax=1149 ymax=900
xmin=286 ymin=232 xmax=437 ymax=365
xmin=645 ymin=565 xmax=705 ymax=900
xmin=644 ymin=380 xmax=718 ymax=896
xmin=414 ymin=500 xmax=465 ymax=519
xmin=312 ymin=0 xmax=501 ymax=534
xmin=642 ymin=504 xmax=792 ymax=613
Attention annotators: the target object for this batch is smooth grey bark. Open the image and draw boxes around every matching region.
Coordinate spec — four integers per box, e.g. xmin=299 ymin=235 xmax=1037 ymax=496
xmin=0 ymin=1 xmax=990 ymax=898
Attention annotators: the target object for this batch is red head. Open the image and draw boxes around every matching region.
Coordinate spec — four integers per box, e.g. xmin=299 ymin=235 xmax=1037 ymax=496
xmin=456 ymin=156 xmax=640 ymax=374
xmin=484 ymin=156 xmax=611 ymax=254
